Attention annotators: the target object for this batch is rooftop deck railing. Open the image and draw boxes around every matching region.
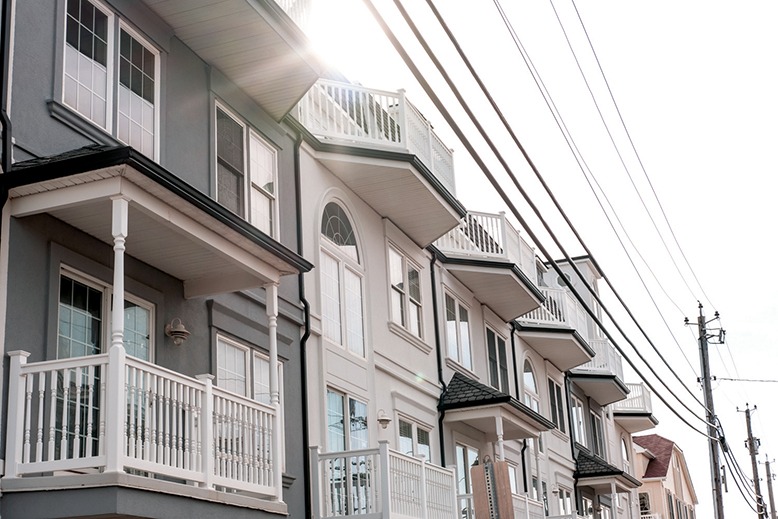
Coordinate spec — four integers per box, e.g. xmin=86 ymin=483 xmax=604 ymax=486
xmin=576 ymin=338 xmax=624 ymax=381
xmin=311 ymin=441 xmax=457 ymax=519
xmin=612 ymin=382 xmax=653 ymax=414
xmin=518 ymin=286 xmax=588 ymax=331
xmin=296 ymin=79 xmax=456 ymax=195
xmin=434 ymin=211 xmax=537 ymax=280
xmin=5 ymin=348 xmax=280 ymax=500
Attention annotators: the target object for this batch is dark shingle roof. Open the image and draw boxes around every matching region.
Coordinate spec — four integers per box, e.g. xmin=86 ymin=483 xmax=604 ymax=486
xmin=439 ymin=372 xmax=512 ymax=409
xmin=575 ymin=450 xmax=642 ymax=487
xmin=634 ymin=434 xmax=675 ymax=478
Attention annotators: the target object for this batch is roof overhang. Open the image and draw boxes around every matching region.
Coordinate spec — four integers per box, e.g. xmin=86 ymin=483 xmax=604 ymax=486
xmin=576 ymin=473 xmax=641 ymax=493
xmin=4 ymin=147 xmax=312 ymax=298
xmin=514 ymin=324 xmax=594 ymax=371
xmin=613 ymin=412 xmax=659 ymax=434
xmin=142 ymin=0 xmax=324 ymax=121
xmin=435 ymin=256 xmax=543 ymax=321
xmin=312 ymin=147 xmax=464 ymax=247
xmin=443 ymin=402 xmax=553 ymax=442
xmin=568 ymin=371 xmax=630 ymax=406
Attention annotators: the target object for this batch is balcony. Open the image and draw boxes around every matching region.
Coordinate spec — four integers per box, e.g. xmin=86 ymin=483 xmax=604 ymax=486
xmin=569 ymin=339 xmax=629 ymax=406
xmin=612 ymin=382 xmax=659 ymax=433
xmin=458 ymin=493 xmax=545 ymax=519
xmin=434 ymin=211 xmax=543 ymax=320
xmin=310 ymin=442 xmax=457 ymax=518
xmin=142 ymin=0 xmax=324 ymax=121
xmin=297 ymin=79 xmax=464 ymax=247
xmin=516 ymin=287 xmax=594 ymax=371
xmin=4 ymin=349 xmax=284 ymax=512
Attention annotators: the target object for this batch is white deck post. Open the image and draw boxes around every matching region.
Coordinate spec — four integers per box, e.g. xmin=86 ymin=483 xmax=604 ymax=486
xmin=105 ymin=196 xmax=129 ymax=474
xmin=196 ymin=374 xmax=215 ymax=489
xmin=420 ymin=454 xmax=429 ymax=519
xmin=309 ymin=446 xmax=321 ymax=519
xmin=6 ymin=350 xmax=30 ymax=477
xmin=265 ymin=282 xmax=283 ymax=501
xmin=495 ymin=417 xmax=505 ymax=460
xmin=397 ymin=89 xmax=408 ymax=150
xmin=379 ymin=440 xmax=391 ymax=517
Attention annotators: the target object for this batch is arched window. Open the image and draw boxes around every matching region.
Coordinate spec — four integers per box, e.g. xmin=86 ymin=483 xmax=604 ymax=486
xmin=320 ymin=202 xmax=365 ymax=356
xmin=621 ymin=437 xmax=631 ymax=473
xmin=523 ymin=359 xmax=539 ymax=412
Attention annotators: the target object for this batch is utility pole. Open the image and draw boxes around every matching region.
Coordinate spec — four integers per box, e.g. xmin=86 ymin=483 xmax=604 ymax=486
xmin=689 ymin=303 xmax=726 ymax=519
xmin=739 ymin=404 xmax=767 ymax=518
xmin=765 ymin=455 xmax=777 ymax=519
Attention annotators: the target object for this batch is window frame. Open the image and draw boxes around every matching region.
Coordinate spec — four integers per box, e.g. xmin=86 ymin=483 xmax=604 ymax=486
xmin=590 ymin=411 xmax=605 ymax=458
xmin=320 ymin=202 xmax=366 ymax=357
xmin=326 ymin=388 xmax=369 ymax=451
xmin=397 ymin=417 xmax=432 ymax=462
xmin=58 ymin=266 xmax=155 ymax=362
xmin=59 ymin=0 xmax=161 ymax=160
xmin=571 ymin=395 xmax=586 ymax=447
xmin=214 ymin=101 xmax=279 ymax=236
xmin=548 ymin=378 xmax=566 ymax=433
xmin=486 ymin=326 xmax=509 ymax=394
xmin=387 ymin=245 xmax=423 ymax=339
xmin=443 ymin=291 xmax=472 ymax=370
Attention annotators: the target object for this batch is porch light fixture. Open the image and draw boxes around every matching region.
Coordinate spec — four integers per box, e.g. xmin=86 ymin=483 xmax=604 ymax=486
xmin=165 ymin=318 xmax=191 ymax=346
xmin=377 ymin=409 xmax=392 ymax=429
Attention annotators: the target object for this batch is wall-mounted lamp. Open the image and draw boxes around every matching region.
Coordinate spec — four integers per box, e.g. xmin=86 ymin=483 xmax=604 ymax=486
xmin=165 ymin=318 xmax=191 ymax=346
xmin=551 ymin=484 xmax=560 ymax=495
xmin=377 ymin=409 xmax=392 ymax=429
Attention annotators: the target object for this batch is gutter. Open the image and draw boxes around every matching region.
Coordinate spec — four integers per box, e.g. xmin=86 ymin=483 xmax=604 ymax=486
xmin=430 ymin=255 xmax=446 ymax=467
xmin=293 ymin=133 xmax=313 ymax=518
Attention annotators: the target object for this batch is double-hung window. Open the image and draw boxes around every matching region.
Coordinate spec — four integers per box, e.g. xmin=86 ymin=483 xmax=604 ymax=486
xmin=398 ymin=418 xmax=432 ymax=461
xmin=548 ymin=378 xmax=566 ymax=433
xmin=388 ymin=247 xmax=422 ymax=337
xmin=444 ymin=293 xmax=472 ymax=370
xmin=62 ymin=0 xmax=159 ymax=159
xmin=590 ymin=411 xmax=605 ymax=458
xmin=215 ymin=104 xmax=277 ymax=236
xmin=486 ymin=327 xmax=509 ymax=393
xmin=215 ymin=335 xmax=280 ymax=405
xmin=571 ymin=395 xmax=586 ymax=447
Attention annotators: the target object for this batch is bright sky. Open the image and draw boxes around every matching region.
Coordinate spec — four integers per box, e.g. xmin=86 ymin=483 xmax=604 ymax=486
xmin=305 ymin=1 xmax=778 ymax=517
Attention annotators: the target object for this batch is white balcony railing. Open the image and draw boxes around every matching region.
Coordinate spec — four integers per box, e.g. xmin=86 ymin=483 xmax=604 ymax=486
xmin=311 ymin=442 xmax=457 ymax=519
xmin=514 ymin=494 xmax=546 ymax=519
xmin=641 ymin=514 xmax=662 ymax=519
xmin=577 ymin=338 xmax=624 ymax=381
xmin=296 ymin=79 xmax=456 ymax=195
xmin=5 ymin=349 xmax=280 ymax=499
xmin=434 ymin=211 xmax=537 ymax=280
xmin=547 ymin=514 xmax=586 ymax=519
xmin=519 ymin=286 xmax=588 ymax=330
xmin=612 ymin=382 xmax=653 ymax=414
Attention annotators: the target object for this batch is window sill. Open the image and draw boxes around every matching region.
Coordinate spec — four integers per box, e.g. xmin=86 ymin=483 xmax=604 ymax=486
xmin=551 ymin=428 xmax=569 ymax=442
xmin=387 ymin=321 xmax=432 ymax=354
xmin=48 ymin=99 xmax=122 ymax=147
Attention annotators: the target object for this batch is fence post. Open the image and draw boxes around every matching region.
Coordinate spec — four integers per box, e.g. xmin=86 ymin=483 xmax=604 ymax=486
xmin=379 ymin=441 xmax=391 ymax=517
xmin=104 ymin=344 xmax=126 ymax=473
xmin=420 ymin=454 xmax=429 ymax=519
xmin=310 ymin=446 xmax=321 ymax=519
xmin=5 ymin=351 xmax=30 ymax=477
xmin=397 ymin=89 xmax=408 ymax=150
xmin=196 ymin=374 xmax=214 ymax=489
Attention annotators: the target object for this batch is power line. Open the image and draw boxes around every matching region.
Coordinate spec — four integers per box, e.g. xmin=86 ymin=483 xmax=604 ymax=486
xmin=420 ymin=0 xmax=707 ymax=416
xmin=366 ymin=0 xmax=715 ymax=437
xmin=719 ymin=377 xmax=778 ymax=384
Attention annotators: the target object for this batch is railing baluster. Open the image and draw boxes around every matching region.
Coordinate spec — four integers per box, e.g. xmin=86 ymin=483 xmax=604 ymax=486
xmin=23 ymin=372 xmax=33 ymax=464
xmin=36 ymin=372 xmax=45 ymax=462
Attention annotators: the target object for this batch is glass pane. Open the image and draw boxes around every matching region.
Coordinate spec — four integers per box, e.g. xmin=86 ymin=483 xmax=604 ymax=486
xmin=123 ymin=300 xmax=150 ymax=360
xmin=389 ymin=248 xmax=403 ymax=291
xmin=459 ymin=305 xmax=471 ymax=370
xmin=253 ymin=354 xmax=271 ymax=405
xmin=321 ymin=251 xmax=342 ymax=344
xmin=487 ymin=329 xmax=499 ymax=389
xmin=407 ymin=266 xmax=420 ymax=302
xmin=217 ymin=339 xmax=247 ymax=396
xmin=398 ymin=420 xmax=413 ymax=455
xmin=445 ymin=295 xmax=457 ymax=360
xmin=417 ymin=428 xmax=431 ymax=461
xmin=217 ymin=163 xmax=243 ymax=216
xmin=58 ymin=275 xmax=102 ymax=358
xmin=344 ymin=269 xmax=364 ymax=356
xmin=217 ymin=108 xmax=244 ymax=173
xmin=349 ymin=398 xmax=368 ymax=449
xmin=523 ymin=359 xmax=537 ymax=393
xmin=321 ymin=202 xmax=358 ymax=261
xmin=326 ymin=390 xmax=345 ymax=451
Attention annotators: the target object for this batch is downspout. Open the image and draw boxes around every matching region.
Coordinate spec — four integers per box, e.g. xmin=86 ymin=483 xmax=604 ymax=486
xmin=430 ymin=254 xmax=446 ymax=467
xmin=512 ymin=322 xmax=529 ymax=493
xmin=565 ymin=372 xmax=581 ymax=509
xmin=1 ymin=0 xmax=12 ymax=175
xmin=294 ymin=133 xmax=313 ymax=518
xmin=521 ymin=439 xmax=529 ymax=493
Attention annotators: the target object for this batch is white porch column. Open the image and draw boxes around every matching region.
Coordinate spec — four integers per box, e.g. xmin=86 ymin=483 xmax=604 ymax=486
xmin=105 ymin=196 xmax=129 ymax=474
xmin=610 ymin=481 xmax=617 ymax=519
xmin=265 ymin=282 xmax=283 ymax=500
xmin=495 ymin=417 xmax=505 ymax=460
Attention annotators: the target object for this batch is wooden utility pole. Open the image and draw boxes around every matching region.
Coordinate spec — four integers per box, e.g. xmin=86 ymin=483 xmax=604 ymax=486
xmin=765 ymin=456 xmax=777 ymax=519
xmin=694 ymin=304 xmax=726 ymax=519
xmin=740 ymin=404 xmax=767 ymax=518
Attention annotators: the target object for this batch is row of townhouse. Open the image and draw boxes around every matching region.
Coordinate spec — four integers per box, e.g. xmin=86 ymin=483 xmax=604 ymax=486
xmin=0 ymin=0 xmax=674 ymax=518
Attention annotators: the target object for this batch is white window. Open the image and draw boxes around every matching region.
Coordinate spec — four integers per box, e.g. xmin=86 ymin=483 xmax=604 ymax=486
xmin=621 ymin=437 xmax=631 ymax=474
xmin=590 ymin=412 xmax=605 ymax=458
xmin=444 ymin=293 xmax=471 ymax=369
xmin=216 ymin=335 xmax=281 ymax=405
xmin=487 ymin=327 xmax=509 ymax=393
xmin=571 ymin=396 xmax=586 ymax=447
xmin=523 ymin=359 xmax=544 ymax=452
xmin=558 ymin=488 xmax=573 ymax=515
xmin=62 ymin=0 xmax=159 ymax=159
xmin=388 ymin=247 xmax=422 ymax=337
xmin=320 ymin=202 xmax=365 ymax=356
xmin=215 ymin=104 xmax=277 ymax=235
xmin=582 ymin=496 xmax=593 ymax=518
xmin=58 ymin=269 xmax=153 ymax=361
xmin=548 ymin=378 xmax=566 ymax=433
xmin=398 ymin=418 xmax=432 ymax=462
xmin=326 ymin=389 xmax=368 ymax=451
xmin=456 ymin=443 xmax=479 ymax=519
xmin=639 ymin=492 xmax=651 ymax=513
xmin=508 ymin=464 xmax=520 ymax=495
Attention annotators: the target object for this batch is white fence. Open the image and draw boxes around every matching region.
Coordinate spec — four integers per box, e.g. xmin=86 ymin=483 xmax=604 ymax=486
xmin=311 ymin=441 xmax=457 ymax=519
xmin=519 ymin=286 xmax=588 ymax=330
xmin=434 ymin=211 xmax=537 ymax=281
xmin=5 ymin=348 xmax=279 ymax=498
xmin=577 ymin=338 xmax=624 ymax=381
xmin=296 ymin=79 xmax=456 ymax=195
xmin=612 ymin=382 xmax=653 ymax=414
